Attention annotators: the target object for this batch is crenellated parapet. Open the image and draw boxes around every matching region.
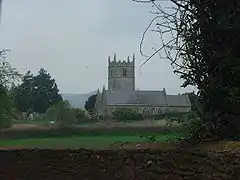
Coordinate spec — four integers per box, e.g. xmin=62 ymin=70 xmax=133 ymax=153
xmin=108 ymin=53 xmax=135 ymax=67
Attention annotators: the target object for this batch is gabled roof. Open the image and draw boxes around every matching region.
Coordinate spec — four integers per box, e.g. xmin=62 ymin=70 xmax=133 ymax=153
xmin=103 ymin=90 xmax=191 ymax=107
xmin=105 ymin=90 xmax=168 ymax=105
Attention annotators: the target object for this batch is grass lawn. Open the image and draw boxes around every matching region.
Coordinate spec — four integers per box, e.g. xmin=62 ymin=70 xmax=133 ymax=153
xmin=0 ymin=133 xmax=178 ymax=149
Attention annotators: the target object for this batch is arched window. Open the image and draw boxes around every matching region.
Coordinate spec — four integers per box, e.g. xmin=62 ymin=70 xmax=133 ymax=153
xmin=110 ymin=70 xmax=113 ymax=77
xmin=123 ymin=68 xmax=127 ymax=77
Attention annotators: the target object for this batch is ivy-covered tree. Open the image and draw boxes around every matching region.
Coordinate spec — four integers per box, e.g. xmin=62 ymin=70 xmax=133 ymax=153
xmin=84 ymin=94 xmax=97 ymax=115
xmin=134 ymin=0 xmax=240 ymax=140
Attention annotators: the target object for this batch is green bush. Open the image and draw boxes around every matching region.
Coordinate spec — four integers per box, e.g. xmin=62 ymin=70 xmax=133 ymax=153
xmin=74 ymin=108 xmax=86 ymax=122
xmin=46 ymin=101 xmax=77 ymax=126
xmin=112 ymin=108 xmax=143 ymax=121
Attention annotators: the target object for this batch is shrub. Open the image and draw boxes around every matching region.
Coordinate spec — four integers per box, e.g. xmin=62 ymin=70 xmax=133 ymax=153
xmin=156 ymin=112 xmax=188 ymax=122
xmin=171 ymin=111 xmax=210 ymax=144
xmin=74 ymin=108 xmax=86 ymax=122
xmin=46 ymin=101 xmax=77 ymax=126
xmin=112 ymin=108 xmax=143 ymax=121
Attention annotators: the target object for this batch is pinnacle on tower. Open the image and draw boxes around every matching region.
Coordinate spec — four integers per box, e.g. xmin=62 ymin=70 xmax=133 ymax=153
xmin=114 ymin=53 xmax=116 ymax=61
xmin=127 ymin=56 xmax=130 ymax=62
xmin=133 ymin=53 xmax=135 ymax=62
xmin=108 ymin=56 xmax=110 ymax=62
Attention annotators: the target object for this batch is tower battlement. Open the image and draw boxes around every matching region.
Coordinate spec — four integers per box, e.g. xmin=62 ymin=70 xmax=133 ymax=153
xmin=108 ymin=53 xmax=135 ymax=67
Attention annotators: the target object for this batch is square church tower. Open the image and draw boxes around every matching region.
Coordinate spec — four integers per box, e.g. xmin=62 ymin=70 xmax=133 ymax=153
xmin=108 ymin=53 xmax=135 ymax=91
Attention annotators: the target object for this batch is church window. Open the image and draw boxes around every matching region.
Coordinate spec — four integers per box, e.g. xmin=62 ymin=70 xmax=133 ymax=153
xmin=123 ymin=68 xmax=127 ymax=77
xmin=110 ymin=70 xmax=113 ymax=77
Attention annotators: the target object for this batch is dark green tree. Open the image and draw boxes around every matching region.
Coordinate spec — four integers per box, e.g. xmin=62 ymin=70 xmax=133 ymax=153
xmin=15 ymin=71 xmax=34 ymax=113
xmin=32 ymin=68 xmax=62 ymax=113
xmin=15 ymin=68 xmax=62 ymax=114
xmin=84 ymin=94 xmax=97 ymax=115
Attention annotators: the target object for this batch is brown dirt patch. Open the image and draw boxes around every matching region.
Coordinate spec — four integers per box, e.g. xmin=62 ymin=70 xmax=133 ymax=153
xmin=0 ymin=149 xmax=239 ymax=180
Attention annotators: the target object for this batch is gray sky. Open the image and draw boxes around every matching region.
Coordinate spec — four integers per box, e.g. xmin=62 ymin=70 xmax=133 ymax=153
xmin=0 ymin=0 xmax=194 ymax=94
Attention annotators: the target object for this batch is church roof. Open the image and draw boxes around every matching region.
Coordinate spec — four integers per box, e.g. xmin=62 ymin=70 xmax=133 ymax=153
xmin=104 ymin=90 xmax=190 ymax=107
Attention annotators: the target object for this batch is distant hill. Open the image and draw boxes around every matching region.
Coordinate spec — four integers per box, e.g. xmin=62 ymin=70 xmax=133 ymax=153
xmin=61 ymin=90 xmax=98 ymax=109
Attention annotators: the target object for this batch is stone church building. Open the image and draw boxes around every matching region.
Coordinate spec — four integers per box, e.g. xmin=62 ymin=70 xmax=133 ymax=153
xmin=95 ymin=53 xmax=191 ymax=118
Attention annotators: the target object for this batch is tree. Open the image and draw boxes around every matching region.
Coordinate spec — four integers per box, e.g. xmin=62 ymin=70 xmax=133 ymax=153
xmin=15 ymin=71 xmax=34 ymax=113
xmin=32 ymin=68 xmax=62 ymax=113
xmin=134 ymin=0 xmax=240 ymax=140
xmin=15 ymin=68 xmax=62 ymax=114
xmin=182 ymin=92 xmax=201 ymax=113
xmin=0 ymin=49 xmax=21 ymax=128
xmin=84 ymin=94 xmax=97 ymax=115
xmin=0 ymin=49 xmax=21 ymax=88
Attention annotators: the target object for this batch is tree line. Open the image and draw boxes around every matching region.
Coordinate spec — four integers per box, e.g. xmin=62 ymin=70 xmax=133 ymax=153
xmin=0 ymin=51 xmax=97 ymax=128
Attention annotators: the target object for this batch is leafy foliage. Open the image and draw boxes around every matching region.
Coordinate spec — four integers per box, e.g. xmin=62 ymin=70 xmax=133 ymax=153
xmin=134 ymin=0 xmax=240 ymax=141
xmin=0 ymin=49 xmax=21 ymax=88
xmin=112 ymin=108 xmax=143 ymax=121
xmin=140 ymin=134 xmax=157 ymax=143
xmin=156 ymin=112 xmax=188 ymax=122
xmin=74 ymin=108 xmax=87 ymax=123
xmin=0 ymin=85 xmax=13 ymax=128
xmin=182 ymin=92 xmax=201 ymax=113
xmin=0 ymin=49 xmax=21 ymax=129
xmin=84 ymin=94 xmax=97 ymax=115
xmin=15 ymin=68 xmax=62 ymax=114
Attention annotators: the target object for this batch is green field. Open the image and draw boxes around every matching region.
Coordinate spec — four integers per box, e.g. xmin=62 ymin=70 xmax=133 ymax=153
xmin=0 ymin=133 xmax=178 ymax=149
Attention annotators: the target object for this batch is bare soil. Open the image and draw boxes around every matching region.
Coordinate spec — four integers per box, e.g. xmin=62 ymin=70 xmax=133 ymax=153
xmin=0 ymin=146 xmax=240 ymax=180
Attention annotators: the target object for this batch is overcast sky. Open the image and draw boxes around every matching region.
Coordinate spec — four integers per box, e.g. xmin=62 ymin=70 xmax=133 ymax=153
xmin=0 ymin=0 xmax=194 ymax=94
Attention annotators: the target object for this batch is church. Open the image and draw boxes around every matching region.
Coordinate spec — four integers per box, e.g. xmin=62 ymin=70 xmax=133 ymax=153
xmin=95 ymin=53 xmax=191 ymax=118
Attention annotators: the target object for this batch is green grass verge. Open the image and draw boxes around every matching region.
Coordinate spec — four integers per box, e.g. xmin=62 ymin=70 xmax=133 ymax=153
xmin=0 ymin=133 xmax=178 ymax=149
